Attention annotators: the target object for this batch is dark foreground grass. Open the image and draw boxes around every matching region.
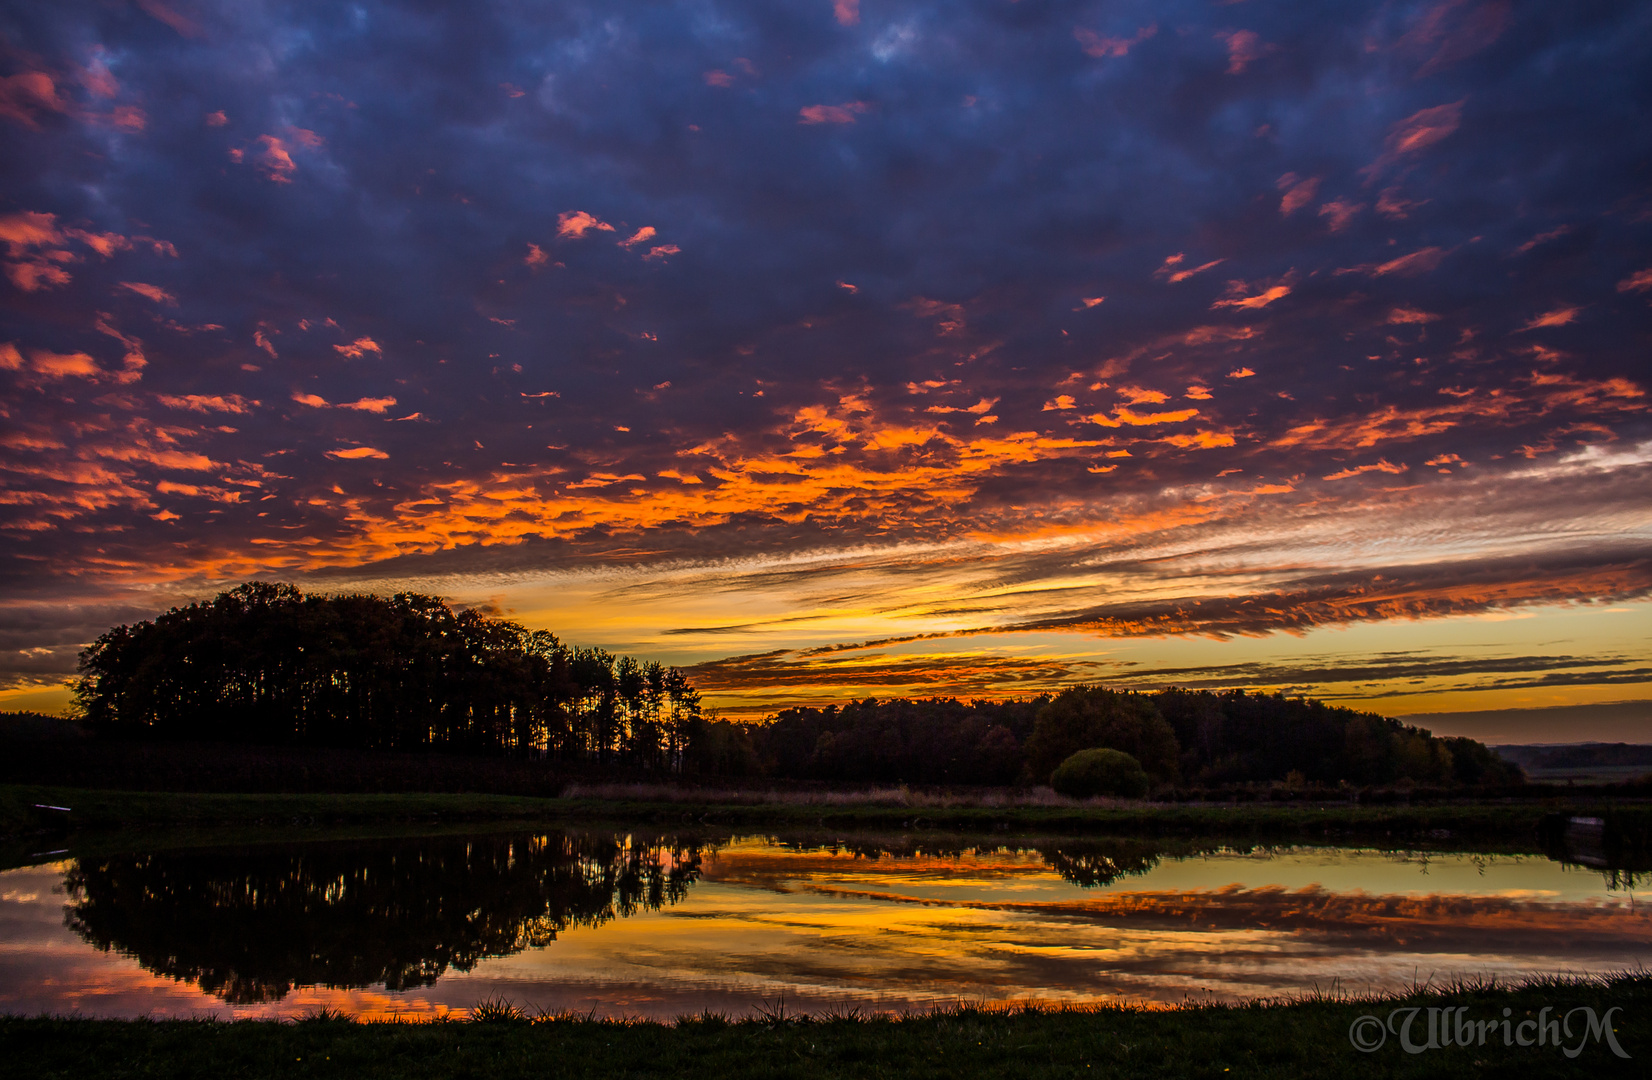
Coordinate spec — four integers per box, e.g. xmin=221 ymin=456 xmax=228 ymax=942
xmin=2 ymin=976 xmax=1645 ymax=1079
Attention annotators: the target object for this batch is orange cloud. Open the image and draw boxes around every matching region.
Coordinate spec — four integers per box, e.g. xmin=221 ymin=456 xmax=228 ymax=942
xmin=642 ymin=244 xmax=680 ymax=261
xmin=1317 ymin=198 xmax=1364 ymax=232
xmin=1042 ymin=395 xmax=1077 ymax=411
xmin=1162 ymin=430 xmax=1236 ymax=449
xmin=0 ymin=70 xmax=68 ymax=128
xmin=1617 ymin=268 xmax=1652 ymax=293
xmin=1074 ymin=24 xmax=1157 ymax=59
xmin=334 ymin=337 xmax=382 ymax=358
xmin=0 ymin=211 xmax=65 ymax=254
xmin=619 ymin=226 xmax=657 ymax=248
xmin=1162 ymin=258 xmax=1223 ymax=284
xmin=1364 ymin=101 xmax=1463 ymax=181
xmin=1212 ymin=276 xmax=1293 ymax=310
xmin=1323 ymin=459 xmax=1407 ymax=480
xmin=1520 ymin=307 xmax=1580 ymax=331
xmin=340 ymin=396 xmax=397 ymax=413
xmin=27 ymin=350 xmax=100 ymax=379
xmin=157 ymin=394 xmax=258 ymax=414
xmin=1117 ymin=386 xmax=1169 ymax=405
xmin=326 ymin=447 xmax=390 ymax=460
xmin=1387 ymin=307 xmax=1439 ymax=324
xmin=1373 ymin=246 xmax=1447 ymax=277
xmin=244 ymin=135 xmax=297 ymax=182
xmin=524 ymin=243 xmax=548 ymax=267
xmin=556 ymin=211 xmax=615 ymax=239
xmin=119 ymin=281 xmax=176 ymax=304
xmin=799 ymin=102 xmax=872 ymax=124
xmin=1277 ymin=173 xmax=1319 ymax=215
xmin=1227 ymin=367 xmax=1255 ymax=378
xmin=1085 ymin=406 xmax=1200 ymax=428
xmin=1376 ymin=187 xmax=1426 ymax=219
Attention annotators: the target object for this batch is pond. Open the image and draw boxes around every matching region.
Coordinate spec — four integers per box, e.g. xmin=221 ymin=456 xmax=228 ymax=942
xmin=1 ymin=829 xmax=1646 ymax=1020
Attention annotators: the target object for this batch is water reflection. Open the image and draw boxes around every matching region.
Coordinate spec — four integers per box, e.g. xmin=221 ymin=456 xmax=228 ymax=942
xmin=2 ymin=830 xmax=1646 ymax=1019
xmin=63 ymin=833 xmax=703 ymax=1003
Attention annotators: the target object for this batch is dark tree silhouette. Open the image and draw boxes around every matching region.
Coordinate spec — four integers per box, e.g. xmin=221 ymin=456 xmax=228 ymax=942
xmin=75 ymin=582 xmax=700 ymax=765
xmin=64 ymin=832 xmax=706 ymax=1003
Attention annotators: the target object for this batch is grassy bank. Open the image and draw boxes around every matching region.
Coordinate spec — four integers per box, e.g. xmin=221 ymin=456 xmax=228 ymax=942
xmin=2 ymin=976 xmax=1645 ymax=1079
xmin=4 ymin=782 xmax=1648 ymax=850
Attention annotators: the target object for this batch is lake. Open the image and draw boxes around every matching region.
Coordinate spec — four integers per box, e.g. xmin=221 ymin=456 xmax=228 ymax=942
xmin=1 ymin=828 xmax=1646 ymax=1020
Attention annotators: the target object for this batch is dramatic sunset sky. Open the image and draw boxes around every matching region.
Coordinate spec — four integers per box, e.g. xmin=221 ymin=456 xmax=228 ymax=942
xmin=2 ymin=1 xmax=1648 ymax=738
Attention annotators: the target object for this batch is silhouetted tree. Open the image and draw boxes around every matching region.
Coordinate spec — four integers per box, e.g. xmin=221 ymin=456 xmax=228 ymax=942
xmin=75 ymin=582 xmax=701 ymax=767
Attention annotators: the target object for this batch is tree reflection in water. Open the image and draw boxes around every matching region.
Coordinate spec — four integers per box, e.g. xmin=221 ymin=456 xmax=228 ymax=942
xmin=63 ymin=832 xmax=706 ymax=1003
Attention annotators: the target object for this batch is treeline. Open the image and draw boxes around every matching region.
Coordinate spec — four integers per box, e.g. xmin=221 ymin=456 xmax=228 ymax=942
xmin=76 ymin=582 xmax=701 ymax=767
xmin=696 ymin=687 xmax=1522 ymax=789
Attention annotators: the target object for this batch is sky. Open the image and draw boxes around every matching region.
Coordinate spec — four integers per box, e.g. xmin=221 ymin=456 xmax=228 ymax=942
xmin=1 ymin=0 xmax=1649 ymax=736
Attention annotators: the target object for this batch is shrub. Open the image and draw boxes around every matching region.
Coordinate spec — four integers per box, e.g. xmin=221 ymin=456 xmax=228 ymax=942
xmin=1049 ymin=748 xmax=1150 ymax=799
xmin=1024 ymin=687 xmax=1179 ymax=784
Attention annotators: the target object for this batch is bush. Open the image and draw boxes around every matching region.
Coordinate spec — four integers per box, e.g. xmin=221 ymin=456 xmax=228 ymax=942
xmin=1024 ymin=687 xmax=1179 ymax=784
xmin=1049 ymin=748 xmax=1150 ymax=799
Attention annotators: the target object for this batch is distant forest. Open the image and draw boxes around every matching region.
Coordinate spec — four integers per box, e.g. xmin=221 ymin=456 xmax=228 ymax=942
xmin=74 ymin=582 xmax=1521 ymax=788
xmin=696 ymin=689 xmax=1522 ymax=788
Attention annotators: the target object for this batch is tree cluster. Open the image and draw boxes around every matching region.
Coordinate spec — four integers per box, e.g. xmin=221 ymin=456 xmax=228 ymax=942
xmin=709 ymin=686 xmax=1521 ymax=788
xmin=75 ymin=582 xmax=701 ymax=766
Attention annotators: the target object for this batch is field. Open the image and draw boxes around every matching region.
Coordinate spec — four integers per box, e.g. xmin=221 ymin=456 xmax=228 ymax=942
xmin=1 ymin=975 xmax=1644 ymax=1079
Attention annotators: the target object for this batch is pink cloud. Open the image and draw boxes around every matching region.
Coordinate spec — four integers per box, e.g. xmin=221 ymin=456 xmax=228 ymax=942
xmin=1376 ymin=187 xmax=1428 ymax=220
xmin=205 ymin=109 xmax=228 ymax=126
xmin=834 ymin=0 xmax=859 ymax=27
xmin=1373 ymin=246 xmax=1447 ymax=277
xmin=1616 ymin=269 xmax=1652 ymax=293
xmin=1387 ymin=307 xmax=1440 ymax=324
xmin=1317 ymin=199 xmax=1364 ymax=233
xmin=799 ymin=102 xmax=872 ymax=124
xmin=1218 ymin=29 xmax=1273 ymax=74
xmin=1277 ymin=173 xmax=1320 ymax=215
xmin=620 ymin=226 xmax=657 ymax=248
xmin=1519 ymin=307 xmax=1580 ymax=331
xmin=135 ymin=0 xmax=203 ymax=38
xmin=0 ymin=70 xmax=68 ymax=129
xmin=704 ymin=70 xmax=735 ymax=87
xmin=557 ymin=210 xmax=615 ymax=238
xmin=1364 ymin=101 xmax=1464 ymax=182
xmin=642 ymin=244 xmax=680 ymax=261
xmin=236 ymin=134 xmax=297 ymax=182
xmin=119 ymin=281 xmax=176 ymax=304
xmin=524 ymin=243 xmax=548 ymax=267
xmin=1074 ymin=24 xmax=1157 ymax=59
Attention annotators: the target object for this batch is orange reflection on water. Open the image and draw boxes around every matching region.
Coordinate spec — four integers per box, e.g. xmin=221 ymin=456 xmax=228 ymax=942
xmin=3 ymin=844 xmax=1648 ymax=1020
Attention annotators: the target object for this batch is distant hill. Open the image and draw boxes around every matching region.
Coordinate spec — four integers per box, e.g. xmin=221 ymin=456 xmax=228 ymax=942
xmin=1494 ymin=743 xmax=1652 ymax=771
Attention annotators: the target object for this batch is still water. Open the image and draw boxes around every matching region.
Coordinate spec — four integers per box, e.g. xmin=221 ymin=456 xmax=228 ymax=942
xmin=1 ymin=830 xmax=1645 ymax=1019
